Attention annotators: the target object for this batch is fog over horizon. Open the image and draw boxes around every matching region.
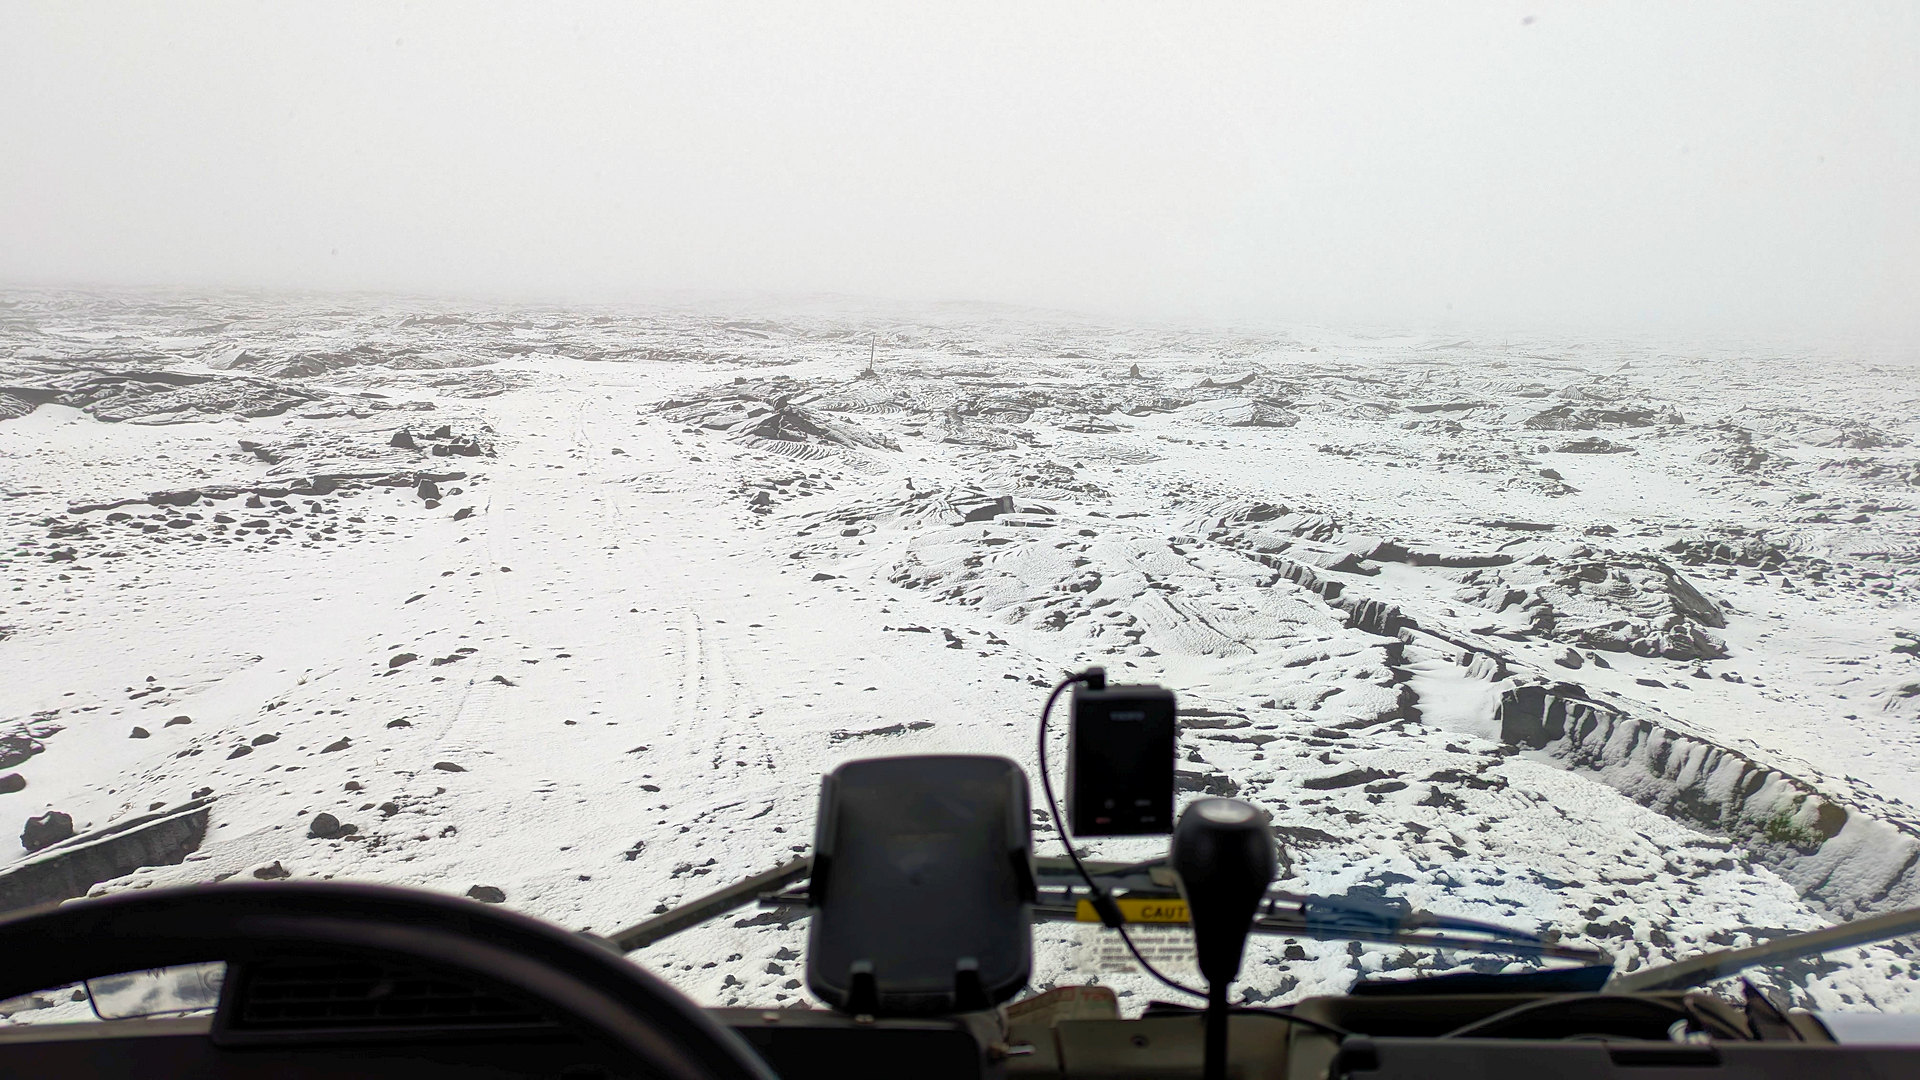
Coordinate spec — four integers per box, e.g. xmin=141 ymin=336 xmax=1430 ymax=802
xmin=4 ymin=2 xmax=1917 ymax=343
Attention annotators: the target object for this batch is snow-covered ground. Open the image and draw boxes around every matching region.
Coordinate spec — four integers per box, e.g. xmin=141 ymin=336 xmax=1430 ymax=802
xmin=3 ymin=289 xmax=1917 ymax=1016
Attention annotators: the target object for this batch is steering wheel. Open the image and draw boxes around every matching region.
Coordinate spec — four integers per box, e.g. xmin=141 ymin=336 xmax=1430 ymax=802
xmin=0 ymin=881 xmax=778 ymax=1080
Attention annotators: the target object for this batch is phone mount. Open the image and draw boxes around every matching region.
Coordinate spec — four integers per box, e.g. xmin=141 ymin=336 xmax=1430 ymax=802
xmin=1172 ymin=798 xmax=1278 ymax=1080
xmin=805 ymin=755 xmax=1036 ymax=1017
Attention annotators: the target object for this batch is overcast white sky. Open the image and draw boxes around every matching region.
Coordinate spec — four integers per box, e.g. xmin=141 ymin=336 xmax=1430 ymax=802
xmin=3 ymin=2 xmax=1916 ymax=339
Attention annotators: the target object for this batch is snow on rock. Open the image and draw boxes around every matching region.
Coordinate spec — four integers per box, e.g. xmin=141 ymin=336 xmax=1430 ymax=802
xmin=1451 ymin=547 xmax=1729 ymax=660
xmin=3 ymin=290 xmax=1919 ymax=1014
xmin=1493 ymin=682 xmax=1920 ymax=918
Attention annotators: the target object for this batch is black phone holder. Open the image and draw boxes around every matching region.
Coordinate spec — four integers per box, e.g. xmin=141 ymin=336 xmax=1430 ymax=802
xmin=805 ymin=755 xmax=1036 ymax=1016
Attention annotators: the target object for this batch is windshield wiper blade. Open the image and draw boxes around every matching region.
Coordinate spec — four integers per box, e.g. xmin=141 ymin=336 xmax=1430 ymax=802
xmin=1609 ymin=904 xmax=1920 ymax=992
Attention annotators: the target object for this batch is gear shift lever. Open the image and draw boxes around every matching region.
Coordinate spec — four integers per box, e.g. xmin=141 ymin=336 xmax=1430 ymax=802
xmin=1172 ymin=798 xmax=1277 ymax=1080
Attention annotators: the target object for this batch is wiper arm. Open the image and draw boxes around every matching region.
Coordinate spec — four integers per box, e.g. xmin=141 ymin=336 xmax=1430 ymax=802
xmin=608 ymin=856 xmax=811 ymax=952
xmin=1609 ymin=904 xmax=1920 ymax=992
xmin=1295 ymin=893 xmax=1555 ymax=943
xmin=1029 ymin=858 xmax=1608 ymax=964
xmin=611 ymin=854 xmax=1607 ymax=966
xmin=1258 ymin=893 xmax=1602 ymax=964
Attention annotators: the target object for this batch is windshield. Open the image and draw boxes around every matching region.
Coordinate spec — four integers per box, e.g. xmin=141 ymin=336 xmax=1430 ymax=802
xmin=3 ymin=2 xmax=1919 ymax=1026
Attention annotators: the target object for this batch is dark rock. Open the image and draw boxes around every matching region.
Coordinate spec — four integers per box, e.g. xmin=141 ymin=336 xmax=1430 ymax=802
xmin=1424 ymin=769 xmax=1506 ymax=792
xmin=251 ymin=733 xmax=278 ymax=746
xmin=252 ymin=861 xmax=291 ymax=880
xmin=388 ymin=652 xmax=418 ymax=668
xmin=828 ymin=721 xmax=935 ymax=741
xmin=343 ymin=781 xmax=363 ymax=791
xmin=130 ymin=727 xmax=151 ymax=739
xmin=1273 ymin=825 xmax=1347 ymax=847
xmin=452 ymin=507 xmax=473 ymax=521
xmin=416 ymin=480 xmax=441 ymax=501
xmin=1175 ymin=770 xmax=1242 ymax=797
xmin=0 ymin=733 xmax=47 ymax=771
xmin=961 ymin=495 xmax=1017 ymax=522
xmin=245 ymin=495 xmax=265 ymax=509
xmin=466 ymin=885 xmax=505 ymax=903
xmin=1526 ymin=405 xmax=1675 ymax=431
xmin=321 ymin=738 xmax=351 ymax=753
xmin=308 ymin=813 xmax=343 ymax=839
xmin=390 ymin=429 xmax=417 ymax=449
xmin=0 ymin=774 xmax=23 ymax=794
xmin=1301 ymin=767 xmax=1392 ymax=791
xmin=1556 ymin=436 xmax=1633 ymax=454
xmin=166 ymin=715 xmax=191 ymax=726
xmin=433 ymin=761 xmax=466 ymax=772
xmin=22 ymin=811 xmax=75 ymax=852
xmin=432 ymin=425 xmax=452 ymax=439
xmin=227 ymin=745 xmax=253 ymax=759
xmin=386 ymin=719 xmax=412 ymax=728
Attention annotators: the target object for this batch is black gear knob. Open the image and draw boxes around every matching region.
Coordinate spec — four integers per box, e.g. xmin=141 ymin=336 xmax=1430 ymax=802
xmin=1171 ymin=797 xmax=1277 ymax=989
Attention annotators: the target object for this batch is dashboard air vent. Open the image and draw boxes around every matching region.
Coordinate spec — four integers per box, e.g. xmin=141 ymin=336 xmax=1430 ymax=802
xmin=228 ymin=957 xmax=550 ymax=1032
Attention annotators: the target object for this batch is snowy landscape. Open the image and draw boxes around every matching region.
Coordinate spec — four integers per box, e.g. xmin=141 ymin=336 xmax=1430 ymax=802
xmin=2 ymin=288 xmax=1917 ymax=1016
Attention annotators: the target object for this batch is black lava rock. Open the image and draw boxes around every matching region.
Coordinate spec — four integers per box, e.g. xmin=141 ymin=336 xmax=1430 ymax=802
xmin=22 ymin=811 xmax=75 ymax=852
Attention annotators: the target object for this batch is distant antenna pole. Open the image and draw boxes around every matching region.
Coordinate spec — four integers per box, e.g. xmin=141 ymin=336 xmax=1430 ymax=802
xmin=867 ymin=336 xmax=877 ymax=375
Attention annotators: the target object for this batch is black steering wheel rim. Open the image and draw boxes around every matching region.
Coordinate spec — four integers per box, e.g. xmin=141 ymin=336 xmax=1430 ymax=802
xmin=0 ymin=881 xmax=777 ymax=1080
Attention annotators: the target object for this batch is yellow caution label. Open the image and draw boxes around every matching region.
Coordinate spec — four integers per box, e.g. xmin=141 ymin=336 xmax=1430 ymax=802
xmin=1075 ymin=897 xmax=1190 ymax=924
